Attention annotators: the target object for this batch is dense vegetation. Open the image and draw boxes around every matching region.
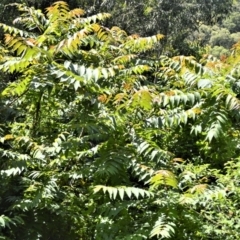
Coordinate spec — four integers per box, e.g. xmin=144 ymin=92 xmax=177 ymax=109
xmin=1 ymin=1 xmax=240 ymax=239
xmin=1 ymin=0 xmax=240 ymax=56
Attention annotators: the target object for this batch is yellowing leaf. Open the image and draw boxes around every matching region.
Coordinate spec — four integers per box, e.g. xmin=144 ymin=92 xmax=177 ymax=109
xmin=188 ymin=184 xmax=208 ymax=194
xmin=150 ymin=170 xmax=178 ymax=188
xmin=131 ymin=88 xmax=153 ymax=110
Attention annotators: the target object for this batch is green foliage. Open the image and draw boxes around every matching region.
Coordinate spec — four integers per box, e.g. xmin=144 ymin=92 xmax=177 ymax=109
xmin=93 ymin=185 xmax=153 ymax=200
xmin=1 ymin=2 xmax=240 ymax=239
xmin=209 ymin=27 xmax=234 ymax=49
xmin=150 ymin=216 xmax=175 ymax=239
